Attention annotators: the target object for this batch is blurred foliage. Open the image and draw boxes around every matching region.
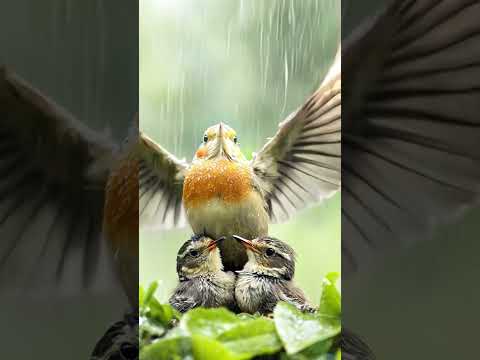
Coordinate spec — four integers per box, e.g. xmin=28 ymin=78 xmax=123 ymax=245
xmin=140 ymin=0 xmax=340 ymax=303
xmin=140 ymin=273 xmax=341 ymax=360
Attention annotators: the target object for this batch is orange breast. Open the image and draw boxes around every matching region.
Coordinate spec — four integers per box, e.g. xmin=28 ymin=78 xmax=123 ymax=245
xmin=103 ymin=153 xmax=139 ymax=256
xmin=183 ymin=159 xmax=252 ymax=208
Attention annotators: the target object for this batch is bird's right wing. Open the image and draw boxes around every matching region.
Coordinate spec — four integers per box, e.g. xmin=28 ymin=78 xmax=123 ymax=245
xmin=139 ymin=133 xmax=189 ymax=229
xmin=342 ymin=0 xmax=480 ymax=273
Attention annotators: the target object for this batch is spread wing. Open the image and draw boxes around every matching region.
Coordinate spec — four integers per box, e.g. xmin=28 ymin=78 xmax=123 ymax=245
xmin=252 ymin=48 xmax=341 ymax=223
xmin=139 ymin=133 xmax=188 ymax=229
xmin=342 ymin=0 xmax=480 ymax=273
xmin=0 ymin=67 xmax=117 ymax=294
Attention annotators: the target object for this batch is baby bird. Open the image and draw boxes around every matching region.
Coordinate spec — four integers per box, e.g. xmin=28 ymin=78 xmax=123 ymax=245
xmin=169 ymin=235 xmax=236 ymax=313
xmin=233 ymin=235 xmax=314 ymax=315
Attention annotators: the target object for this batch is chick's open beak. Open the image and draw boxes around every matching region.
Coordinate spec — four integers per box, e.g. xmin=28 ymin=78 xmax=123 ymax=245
xmin=207 ymin=236 xmax=226 ymax=251
xmin=232 ymin=235 xmax=259 ymax=253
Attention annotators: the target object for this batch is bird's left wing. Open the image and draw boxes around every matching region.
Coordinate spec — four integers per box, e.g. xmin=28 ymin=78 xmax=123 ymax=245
xmin=0 ymin=67 xmax=118 ymax=294
xmin=251 ymin=49 xmax=341 ymax=223
xmin=139 ymin=133 xmax=189 ymax=229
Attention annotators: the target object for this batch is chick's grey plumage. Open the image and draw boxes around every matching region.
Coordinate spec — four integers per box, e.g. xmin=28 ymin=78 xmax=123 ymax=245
xmin=169 ymin=235 xmax=236 ymax=312
xmin=234 ymin=236 xmax=314 ymax=315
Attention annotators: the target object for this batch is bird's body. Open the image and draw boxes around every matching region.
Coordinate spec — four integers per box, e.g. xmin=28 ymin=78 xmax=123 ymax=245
xmin=183 ymin=158 xmax=268 ymax=269
xmin=169 ymin=235 xmax=237 ymax=313
xmin=233 ymin=235 xmax=314 ymax=315
xmin=235 ymin=271 xmax=310 ymax=315
xmin=170 ymin=270 xmax=236 ymax=313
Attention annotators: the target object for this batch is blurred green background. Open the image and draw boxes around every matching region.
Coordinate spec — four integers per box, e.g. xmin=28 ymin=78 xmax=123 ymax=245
xmin=140 ymin=0 xmax=340 ymax=303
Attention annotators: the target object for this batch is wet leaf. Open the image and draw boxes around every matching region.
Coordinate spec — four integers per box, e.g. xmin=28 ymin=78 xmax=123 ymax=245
xmin=218 ymin=317 xmax=283 ymax=357
xmin=179 ymin=307 xmax=240 ymax=338
xmin=140 ymin=336 xmax=193 ymax=360
xmin=191 ymin=335 xmax=240 ymax=360
xmin=236 ymin=313 xmax=258 ymax=320
xmin=318 ymin=272 xmax=340 ymax=318
xmin=274 ymin=302 xmax=340 ymax=354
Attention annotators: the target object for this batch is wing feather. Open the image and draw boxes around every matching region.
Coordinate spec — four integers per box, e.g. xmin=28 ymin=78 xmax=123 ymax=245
xmin=343 ymin=0 xmax=480 ymax=274
xmin=252 ymin=50 xmax=341 ymax=223
xmin=0 ymin=67 xmax=118 ymax=294
xmin=138 ymin=133 xmax=188 ymax=230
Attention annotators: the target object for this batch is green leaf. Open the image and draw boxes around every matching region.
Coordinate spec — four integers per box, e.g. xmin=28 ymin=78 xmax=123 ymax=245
xmin=218 ymin=318 xmax=283 ymax=358
xmin=139 ymin=286 xmax=145 ymax=308
xmin=179 ymin=307 xmax=240 ymax=338
xmin=147 ymin=298 xmax=179 ymax=327
xmin=236 ymin=313 xmax=258 ymax=320
xmin=143 ymin=282 xmax=158 ymax=308
xmin=140 ymin=336 xmax=193 ymax=360
xmin=299 ymin=339 xmax=334 ymax=359
xmin=191 ymin=335 xmax=240 ymax=360
xmin=139 ymin=317 xmax=166 ymax=346
xmin=318 ymin=272 xmax=341 ymax=319
xmin=274 ymin=302 xmax=340 ymax=354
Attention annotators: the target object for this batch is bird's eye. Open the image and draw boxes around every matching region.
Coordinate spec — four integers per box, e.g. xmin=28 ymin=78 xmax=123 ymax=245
xmin=265 ymin=248 xmax=275 ymax=257
xmin=189 ymin=249 xmax=200 ymax=257
xmin=203 ymin=135 xmax=208 ymax=143
xmin=233 ymin=136 xmax=238 ymax=144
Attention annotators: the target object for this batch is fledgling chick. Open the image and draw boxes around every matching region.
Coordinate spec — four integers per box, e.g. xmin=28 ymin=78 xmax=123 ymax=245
xmin=233 ymin=235 xmax=314 ymax=315
xmin=169 ymin=235 xmax=236 ymax=313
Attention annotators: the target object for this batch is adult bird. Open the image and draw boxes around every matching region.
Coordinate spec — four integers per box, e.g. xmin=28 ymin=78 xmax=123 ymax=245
xmin=0 ymin=67 xmax=139 ymax=307
xmin=139 ymin=48 xmax=341 ymax=271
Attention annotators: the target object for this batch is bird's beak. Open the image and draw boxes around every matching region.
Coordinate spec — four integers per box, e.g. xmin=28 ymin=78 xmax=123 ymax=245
xmin=218 ymin=122 xmax=224 ymax=138
xmin=233 ymin=235 xmax=259 ymax=253
xmin=217 ymin=122 xmax=234 ymax=160
xmin=212 ymin=123 xmax=225 ymax=157
xmin=207 ymin=236 xmax=226 ymax=251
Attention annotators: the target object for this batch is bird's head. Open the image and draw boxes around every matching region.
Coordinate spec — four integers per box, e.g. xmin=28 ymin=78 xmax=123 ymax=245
xmin=193 ymin=123 xmax=246 ymax=163
xmin=233 ymin=235 xmax=296 ymax=280
xmin=176 ymin=235 xmax=226 ymax=280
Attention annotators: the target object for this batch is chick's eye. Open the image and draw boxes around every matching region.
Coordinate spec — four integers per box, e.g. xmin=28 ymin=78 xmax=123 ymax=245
xmin=265 ymin=248 xmax=275 ymax=257
xmin=189 ymin=249 xmax=200 ymax=257
xmin=203 ymin=135 xmax=208 ymax=143
xmin=233 ymin=136 xmax=238 ymax=144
